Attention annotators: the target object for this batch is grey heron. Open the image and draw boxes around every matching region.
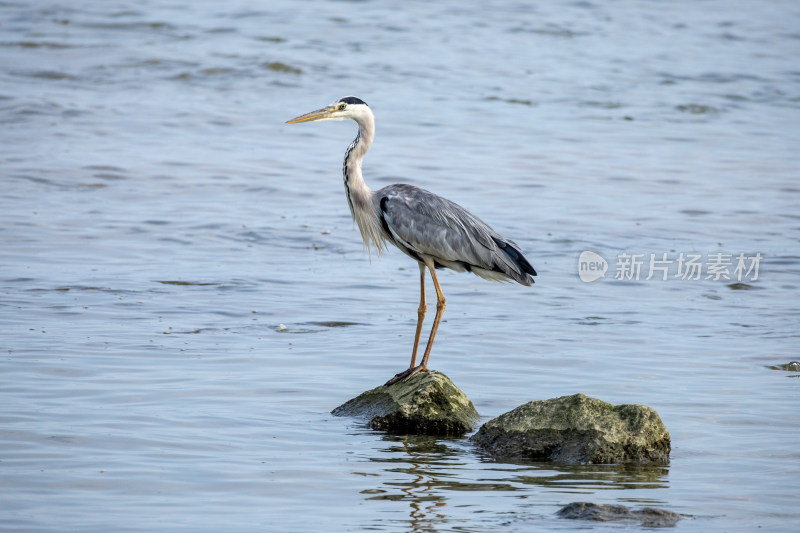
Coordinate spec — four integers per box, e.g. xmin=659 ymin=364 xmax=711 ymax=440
xmin=287 ymin=96 xmax=536 ymax=383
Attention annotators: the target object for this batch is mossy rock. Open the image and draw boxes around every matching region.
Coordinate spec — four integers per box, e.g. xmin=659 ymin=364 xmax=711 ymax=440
xmin=471 ymin=393 xmax=670 ymax=464
xmin=332 ymin=371 xmax=479 ymax=436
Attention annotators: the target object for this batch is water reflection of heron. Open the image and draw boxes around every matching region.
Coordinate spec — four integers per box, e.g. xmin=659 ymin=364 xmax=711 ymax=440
xmin=365 ymin=435 xmax=456 ymax=531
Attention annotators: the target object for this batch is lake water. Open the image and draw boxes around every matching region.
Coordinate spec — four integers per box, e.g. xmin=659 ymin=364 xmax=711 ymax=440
xmin=2 ymin=0 xmax=799 ymax=531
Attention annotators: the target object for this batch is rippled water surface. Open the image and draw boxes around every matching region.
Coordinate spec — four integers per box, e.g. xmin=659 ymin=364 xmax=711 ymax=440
xmin=2 ymin=1 xmax=799 ymax=531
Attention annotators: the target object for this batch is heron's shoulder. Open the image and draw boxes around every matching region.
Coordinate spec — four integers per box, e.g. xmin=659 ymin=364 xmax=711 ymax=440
xmin=375 ymin=184 xmax=463 ymax=214
xmin=376 ymin=183 xmax=440 ymax=202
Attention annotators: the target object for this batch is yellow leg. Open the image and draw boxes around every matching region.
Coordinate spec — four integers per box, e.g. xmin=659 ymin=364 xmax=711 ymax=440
xmin=420 ymin=265 xmax=446 ymax=370
xmin=409 ymin=262 xmax=427 ymax=369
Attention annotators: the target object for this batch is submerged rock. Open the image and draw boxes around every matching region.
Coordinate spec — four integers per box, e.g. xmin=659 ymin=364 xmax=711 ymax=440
xmin=557 ymin=502 xmax=682 ymax=527
xmin=471 ymin=393 xmax=670 ymax=464
xmin=768 ymin=361 xmax=800 ymax=374
xmin=332 ymin=371 xmax=479 ymax=436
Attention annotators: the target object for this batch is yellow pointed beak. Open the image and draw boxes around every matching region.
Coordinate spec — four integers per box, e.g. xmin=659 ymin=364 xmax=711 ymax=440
xmin=286 ymin=106 xmax=336 ymax=124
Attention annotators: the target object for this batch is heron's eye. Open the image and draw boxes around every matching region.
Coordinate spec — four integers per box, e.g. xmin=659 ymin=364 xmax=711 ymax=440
xmin=338 ymin=104 xmax=346 ymax=110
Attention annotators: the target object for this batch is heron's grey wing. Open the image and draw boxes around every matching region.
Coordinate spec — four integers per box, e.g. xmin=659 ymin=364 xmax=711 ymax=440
xmin=376 ymin=184 xmax=535 ymax=285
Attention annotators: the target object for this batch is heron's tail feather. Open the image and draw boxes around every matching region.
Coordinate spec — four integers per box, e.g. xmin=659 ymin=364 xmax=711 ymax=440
xmin=492 ymin=237 xmax=537 ymax=285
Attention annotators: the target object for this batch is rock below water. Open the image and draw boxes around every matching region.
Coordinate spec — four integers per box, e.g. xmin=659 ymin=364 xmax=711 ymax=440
xmin=332 ymin=371 xmax=479 ymax=436
xmin=557 ymin=502 xmax=682 ymax=527
xmin=471 ymin=393 xmax=670 ymax=464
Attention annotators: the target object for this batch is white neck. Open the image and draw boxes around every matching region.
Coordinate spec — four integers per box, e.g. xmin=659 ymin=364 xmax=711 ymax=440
xmin=342 ymin=109 xmax=385 ymax=255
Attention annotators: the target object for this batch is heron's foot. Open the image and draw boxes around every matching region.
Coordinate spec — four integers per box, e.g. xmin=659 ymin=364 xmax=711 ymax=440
xmin=384 ymin=365 xmax=427 ymax=386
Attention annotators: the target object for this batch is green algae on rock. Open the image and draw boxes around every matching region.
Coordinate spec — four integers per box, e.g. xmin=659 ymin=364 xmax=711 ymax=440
xmin=471 ymin=393 xmax=670 ymax=464
xmin=332 ymin=371 xmax=479 ymax=436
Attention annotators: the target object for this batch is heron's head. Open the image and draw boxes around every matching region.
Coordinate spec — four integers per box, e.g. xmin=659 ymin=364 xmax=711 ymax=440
xmin=286 ymin=96 xmax=370 ymax=124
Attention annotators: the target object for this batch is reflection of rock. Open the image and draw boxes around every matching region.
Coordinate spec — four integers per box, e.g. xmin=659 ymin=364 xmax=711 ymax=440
xmin=332 ymin=371 xmax=479 ymax=436
xmin=557 ymin=502 xmax=682 ymax=527
xmin=471 ymin=394 xmax=670 ymax=464
xmin=513 ymin=463 xmax=669 ymax=491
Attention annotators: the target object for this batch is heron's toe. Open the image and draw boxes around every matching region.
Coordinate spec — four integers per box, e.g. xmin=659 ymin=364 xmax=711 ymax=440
xmin=384 ymin=365 xmax=427 ymax=386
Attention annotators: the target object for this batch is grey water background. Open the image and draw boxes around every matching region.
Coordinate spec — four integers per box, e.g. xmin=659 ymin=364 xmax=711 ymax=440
xmin=1 ymin=0 xmax=799 ymax=531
